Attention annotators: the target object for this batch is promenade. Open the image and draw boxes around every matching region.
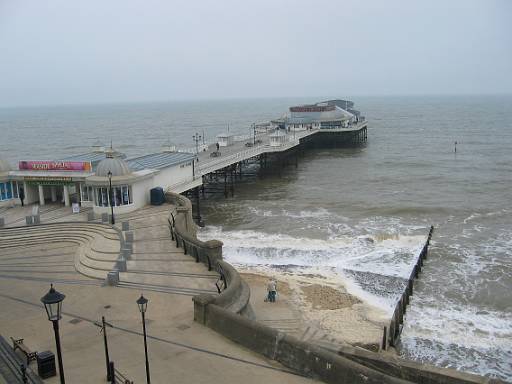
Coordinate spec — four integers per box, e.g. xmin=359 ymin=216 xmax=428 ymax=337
xmin=0 ymin=204 xmax=318 ymax=383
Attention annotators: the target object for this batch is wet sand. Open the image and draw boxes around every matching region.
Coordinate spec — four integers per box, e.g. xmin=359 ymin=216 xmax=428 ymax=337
xmin=241 ymin=270 xmax=390 ymax=351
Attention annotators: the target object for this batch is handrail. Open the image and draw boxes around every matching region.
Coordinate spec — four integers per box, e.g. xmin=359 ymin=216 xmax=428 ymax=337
xmin=173 ymin=122 xmax=368 ymax=184
xmin=165 ymin=191 xmax=251 ymax=315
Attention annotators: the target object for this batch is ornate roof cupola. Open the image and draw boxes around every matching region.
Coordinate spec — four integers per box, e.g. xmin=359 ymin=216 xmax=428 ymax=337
xmin=95 ymin=148 xmax=132 ymax=177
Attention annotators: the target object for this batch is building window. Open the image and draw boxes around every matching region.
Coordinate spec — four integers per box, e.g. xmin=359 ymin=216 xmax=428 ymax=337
xmin=12 ymin=181 xmax=18 ymax=198
xmin=0 ymin=182 xmax=16 ymax=201
xmin=94 ymin=185 xmax=132 ymax=207
xmin=81 ymin=185 xmax=94 ymax=202
xmin=113 ymin=186 xmax=122 ymax=206
xmin=121 ymin=185 xmax=132 ymax=205
xmin=0 ymin=182 xmax=6 ymax=201
xmin=96 ymin=187 xmax=109 ymax=207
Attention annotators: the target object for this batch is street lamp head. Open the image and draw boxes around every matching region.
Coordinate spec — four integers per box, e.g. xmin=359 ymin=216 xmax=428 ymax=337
xmin=136 ymin=294 xmax=148 ymax=314
xmin=41 ymin=284 xmax=65 ymax=321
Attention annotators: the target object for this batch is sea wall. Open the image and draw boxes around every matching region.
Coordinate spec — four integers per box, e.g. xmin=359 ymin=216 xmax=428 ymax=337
xmin=165 ymin=191 xmax=252 ymax=319
xmin=164 ymin=191 xmax=504 ymax=384
xmin=330 ymin=343 xmax=503 ymax=384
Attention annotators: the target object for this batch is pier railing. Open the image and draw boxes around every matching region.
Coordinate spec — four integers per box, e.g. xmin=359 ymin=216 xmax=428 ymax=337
xmin=198 ymin=144 xmax=268 ymax=175
xmin=382 ymin=225 xmax=434 ymax=350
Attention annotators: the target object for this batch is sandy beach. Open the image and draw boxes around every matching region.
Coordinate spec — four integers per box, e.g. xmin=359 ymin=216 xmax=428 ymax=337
xmin=241 ymin=269 xmax=390 ymax=351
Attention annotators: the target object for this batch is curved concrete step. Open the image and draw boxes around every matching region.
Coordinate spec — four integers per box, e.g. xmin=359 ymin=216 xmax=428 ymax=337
xmin=0 ymin=223 xmax=122 ymax=281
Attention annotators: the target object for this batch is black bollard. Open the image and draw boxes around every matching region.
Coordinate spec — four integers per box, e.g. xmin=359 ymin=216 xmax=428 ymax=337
xmin=109 ymin=362 xmax=116 ymax=384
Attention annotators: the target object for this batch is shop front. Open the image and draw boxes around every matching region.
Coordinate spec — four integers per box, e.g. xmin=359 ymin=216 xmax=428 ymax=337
xmin=9 ymin=160 xmax=93 ymax=207
xmin=24 ymin=176 xmax=77 ymax=206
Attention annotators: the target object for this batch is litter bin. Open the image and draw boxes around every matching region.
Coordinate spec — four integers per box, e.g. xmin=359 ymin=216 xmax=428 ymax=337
xmin=150 ymin=187 xmax=165 ymax=205
xmin=37 ymin=350 xmax=56 ymax=379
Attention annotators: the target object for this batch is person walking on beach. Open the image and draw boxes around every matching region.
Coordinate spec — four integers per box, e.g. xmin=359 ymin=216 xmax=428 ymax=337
xmin=267 ymin=277 xmax=277 ymax=303
xmin=216 ymin=142 xmax=220 ymax=152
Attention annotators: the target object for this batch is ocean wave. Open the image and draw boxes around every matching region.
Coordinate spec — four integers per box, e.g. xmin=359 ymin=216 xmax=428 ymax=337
xmin=400 ymin=303 xmax=512 ymax=380
xmin=198 ymin=225 xmax=426 ymax=309
xmin=400 ymin=336 xmax=512 ymax=381
xmin=463 ymin=209 xmax=511 ymax=224
xmin=402 ymin=304 xmax=512 ymax=349
xmin=247 ymin=206 xmax=332 ymax=219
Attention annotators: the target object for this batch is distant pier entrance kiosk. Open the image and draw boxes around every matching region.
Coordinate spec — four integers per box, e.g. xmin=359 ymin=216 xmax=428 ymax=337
xmin=11 ymin=160 xmax=93 ymax=207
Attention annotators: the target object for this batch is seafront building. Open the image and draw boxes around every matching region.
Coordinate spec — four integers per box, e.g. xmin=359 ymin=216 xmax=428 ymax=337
xmin=0 ymin=145 xmax=197 ymax=215
xmin=270 ymin=99 xmax=364 ymax=131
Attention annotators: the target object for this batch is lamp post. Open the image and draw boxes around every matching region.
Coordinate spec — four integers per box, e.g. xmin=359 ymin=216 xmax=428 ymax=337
xmin=107 ymin=170 xmax=115 ymax=225
xmin=192 ymin=132 xmax=202 ymax=155
xmin=137 ymin=295 xmax=150 ymax=384
xmin=41 ymin=284 xmax=66 ymax=384
xmin=101 ymin=316 xmax=112 ymax=381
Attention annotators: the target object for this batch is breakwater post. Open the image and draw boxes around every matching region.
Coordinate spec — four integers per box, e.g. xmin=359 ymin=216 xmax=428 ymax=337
xmin=384 ymin=225 xmax=434 ymax=350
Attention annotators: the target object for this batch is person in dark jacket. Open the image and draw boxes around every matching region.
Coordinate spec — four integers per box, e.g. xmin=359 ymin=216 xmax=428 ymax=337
xmin=19 ymin=187 xmax=25 ymax=207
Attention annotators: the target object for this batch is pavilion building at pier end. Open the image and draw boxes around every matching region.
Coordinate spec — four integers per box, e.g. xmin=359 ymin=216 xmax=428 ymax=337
xmin=271 ymin=99 xmax=365 ymax=131
xmin=1 ymin=145 xmax=198 ymax=215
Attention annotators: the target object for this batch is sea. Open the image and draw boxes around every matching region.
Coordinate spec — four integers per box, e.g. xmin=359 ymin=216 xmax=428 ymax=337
xmin=0 ymin=95 xmax=511 ymax=381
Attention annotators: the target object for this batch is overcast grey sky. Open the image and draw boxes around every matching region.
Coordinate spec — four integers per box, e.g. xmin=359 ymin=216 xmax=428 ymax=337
xmin=0 ymin=0 xmax=510 ymax=107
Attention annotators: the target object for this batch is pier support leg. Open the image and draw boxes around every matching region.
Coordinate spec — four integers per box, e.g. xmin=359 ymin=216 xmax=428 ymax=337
xmin=224 ymin=173 xmax=228 ymax=198
xmin=193 ymin=187 xmax=204 ymax=227
xmin=230 ymin=170 xmax=234 ymax=197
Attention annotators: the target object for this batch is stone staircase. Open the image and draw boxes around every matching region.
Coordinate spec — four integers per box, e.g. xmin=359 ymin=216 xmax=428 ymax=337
xmin=0 ymin=215 xmax=220 ymax=296
xmin=0 ymin=223 xmax=120 ymax=281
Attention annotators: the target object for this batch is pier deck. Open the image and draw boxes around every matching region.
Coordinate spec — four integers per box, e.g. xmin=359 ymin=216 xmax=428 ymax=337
xmin=169 ymin=122 xmax=368 ymax=193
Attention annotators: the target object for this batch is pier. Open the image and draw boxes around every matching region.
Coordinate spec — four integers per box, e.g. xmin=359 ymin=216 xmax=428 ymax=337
xmin=173 ymin=121 xmax=368 ymax=224
xmin=196 ymin=122 xmax=367 ymax=177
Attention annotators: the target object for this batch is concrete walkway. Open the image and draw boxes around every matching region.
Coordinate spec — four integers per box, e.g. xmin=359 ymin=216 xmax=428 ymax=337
xmin=119 ymin=205 xmax=220 ymax=295
xmin=0 ymin=203 xmax=91 ymax=228
xmin=0 ymin=204 xmax=319 ymax=383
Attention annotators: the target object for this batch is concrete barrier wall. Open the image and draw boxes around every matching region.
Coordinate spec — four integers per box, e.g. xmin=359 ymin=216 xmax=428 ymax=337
xmin=330 ymin=343 xmax=503 ymax=384
xmin=205 ymin=304 xmax=411 ymax=384
xmin=165 ymin=191 xmax=252 ymax=318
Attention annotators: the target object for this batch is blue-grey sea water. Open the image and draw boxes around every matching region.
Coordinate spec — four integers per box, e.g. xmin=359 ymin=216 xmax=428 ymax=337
xmin=1 ymin=96 xmax=511 ymax=381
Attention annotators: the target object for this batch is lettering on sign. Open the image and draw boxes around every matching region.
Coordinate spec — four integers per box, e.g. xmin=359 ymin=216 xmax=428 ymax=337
xmin=19 ymin=161 xmax=92 ymax=172
xmin=25 ymin=176 xmax=73 ymax=182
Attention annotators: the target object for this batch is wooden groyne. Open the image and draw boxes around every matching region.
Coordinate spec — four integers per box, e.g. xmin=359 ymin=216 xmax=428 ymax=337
xmin=383 ymin=225 xmax=434 ymax=350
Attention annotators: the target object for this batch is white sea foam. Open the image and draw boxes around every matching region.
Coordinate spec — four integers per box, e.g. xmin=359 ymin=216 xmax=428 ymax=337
xmin=402 ymin=304 xmax=512 ymax=349
xmin=198 ymin=224 xmax=426 ymax=311
xmin=400 ymin=303 xmax=512 ymax=379
xmin=247 ymin=206 xmax=332 ymax=219
xmin=463 ymin=209 xmax=510 ymax=224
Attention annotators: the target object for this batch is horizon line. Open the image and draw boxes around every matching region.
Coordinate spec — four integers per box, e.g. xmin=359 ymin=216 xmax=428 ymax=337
xmin=1 ymin=92 xmax=511 ymax=110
